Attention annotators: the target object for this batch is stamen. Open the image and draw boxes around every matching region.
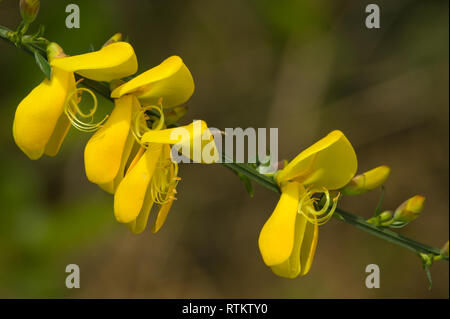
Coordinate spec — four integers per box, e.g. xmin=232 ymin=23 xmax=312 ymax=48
xmin=131 ymin=105 xmax=165 ymax=145
xmin=64 ymin=87 xmax=108 ymax=132
xmin=298 ymin=187 xmax=340 ymax=226
xmin=149 ymin=152 xmax=179 ymax=205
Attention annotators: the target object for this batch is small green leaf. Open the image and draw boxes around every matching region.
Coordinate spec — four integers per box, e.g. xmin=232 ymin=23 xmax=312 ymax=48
xmin=420 ymin=253 xmax=434 ymax=290
xmin=424 ymin=266 xmax=433 ymax=290
xmin=237 ymin=172 xmax=254 ymax=197
xmin=373 ymin=186 xmax=385 ymax=217
xmin=34 ymin=50 xmax=51 ymax=79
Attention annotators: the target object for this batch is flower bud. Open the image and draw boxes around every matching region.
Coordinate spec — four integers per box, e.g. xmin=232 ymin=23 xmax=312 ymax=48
xmin=102 ymin=33 xmax=123 ymax=48
xmin=379 ymin=210 xmax=393 ymax=222
xmin=367 ymin=210 xmax=392 ymax=226
xmin=441 ymin=241 xmax=449 ymax=257
xmin=340 ymin=165 xmax=390 ymax=196
xmin=46 ymin=42 xmax=67 ymax=62
xmin=393 ymin=195 xmax=425 ymax=223
xmin=20 ymin=0 xmax=40 ymax=24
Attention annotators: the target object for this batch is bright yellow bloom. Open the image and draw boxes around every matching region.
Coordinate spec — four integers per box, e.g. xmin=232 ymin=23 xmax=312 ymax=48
xmin=114 ymin=143 xmax=179 ymax=234
xmin=13 ymin=42 xmax=138 ymax=160
xmin=13 ymin=67 xmax=75 ymax=160
xmin=84 ymin=55 xmax=196 ymax=194
xmin=113 ymin=119 xmax=217 ymax=233
xmin=85 ymin=55 xmax=215 ymax=233
xmin=50 ymin=42 xmax=138 ymax=82
xmin=84 ymin=94 xmax=139 ymax=193
xmin=141 ymin=120 xmax=219 ymax=164
xmin=259 ymin=130 xmax=357 ymax=278
xmin=111 ymin=55 xmax=194 ymax=108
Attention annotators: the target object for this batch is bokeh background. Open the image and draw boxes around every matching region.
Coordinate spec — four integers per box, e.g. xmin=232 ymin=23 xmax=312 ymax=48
xmin=0 ymin=0 xmax=448 ymax=298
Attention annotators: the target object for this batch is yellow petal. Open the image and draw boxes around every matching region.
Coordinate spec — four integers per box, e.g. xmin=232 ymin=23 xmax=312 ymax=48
xmin=151 ymin=197 xmax=175 ymax=233
xmin=84 ymin=95 xmax=137 ymax=191
xmin=101 ymin=142 xmax=143 ymax=193
xmin=299 ymin=217 xmax=318 ymax=276
xmin=140 ymin=120 xmax=203 ymax=144
xmin=127 ymin=189 xmax=155 ymax=234
xmin=13 ymin=67 xmax=75 ymax=160
xmin=271 ymin=213 xmax=307 ymax=278
xmin=270 ymin=210 xmax=319 ymax=278
xmin=43 ymin=110 xmax=71 ymax=157
xmin=114 ymin=144 xmax=163 ymax=223
xmin=141 ymin=120 xmax=218 ymax=163
xmin=276 ymin=130 xmax=357 ymax=190
xmin=111 ymin=56 xmax=194 ymax=108
xmin=258 ymin=182 xmax=302 ymax=267
xmin=50 ymin=42 xmax=138 ymax=82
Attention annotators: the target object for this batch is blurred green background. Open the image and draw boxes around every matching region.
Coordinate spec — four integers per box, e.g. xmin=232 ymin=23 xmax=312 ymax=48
xmin=0 ymin=0 xmax=448 ymax=298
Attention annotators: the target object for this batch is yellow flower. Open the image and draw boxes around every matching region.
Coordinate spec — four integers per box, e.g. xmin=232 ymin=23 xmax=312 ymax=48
xmin=50 ymin=41 xmax=138 ymax=82
xmin=140 ymin=120 xmax=219 ymax=164
xmin=113 ymin=119 xmax=217 ymax=234
xmin=84 ymin=56 xmax=196 ymax=194
xmin=113 ymin=143 xmax=177 ymax=234
xmin=111 ymin=55 xmax=194 ymax=108
xmin=84 ymin=55 xmax=216 ymax=233
xmin=13 ymin=41 xmax=138 ymax=160
xmin=13 ymin=67 xmax=75 ymax=160
xmin=84 ymin=94 xmax=140 ymax=193
xmin=258 ymin=130 xmax=357 ymax=278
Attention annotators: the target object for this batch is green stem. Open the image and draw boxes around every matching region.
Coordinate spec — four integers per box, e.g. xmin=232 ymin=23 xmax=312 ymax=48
xmin=373 ymin=185 xmax=385 ymax=217
xmin=334 ymin=209 xmax=443 ymax=257
xmin=0 ymin=24 xmax=447 ymax=263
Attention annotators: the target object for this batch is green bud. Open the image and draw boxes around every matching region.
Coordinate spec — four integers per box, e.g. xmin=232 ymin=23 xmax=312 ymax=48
xmin=46 ymin=42 xmax=67 ymax=62
xmin=20 ymin=0 xmax=40 ymax=24
xmin=393 ymin=195 xmax=426 ymax=224
xmin=340 ymin=165 xmax=390 ymax=196
xmin=379 ymin=210 xmax=392 ymax=222
xmin=367 ymin=210 xmax=393 ymax=226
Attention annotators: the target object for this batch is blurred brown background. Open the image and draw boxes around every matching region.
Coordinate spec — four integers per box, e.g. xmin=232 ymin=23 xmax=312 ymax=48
xmin=0 ymin=0 xmax=448 ymax=298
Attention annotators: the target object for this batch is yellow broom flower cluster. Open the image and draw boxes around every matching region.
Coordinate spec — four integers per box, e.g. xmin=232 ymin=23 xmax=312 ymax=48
xmin=13 ymin=34 xmax=216 ymax=234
